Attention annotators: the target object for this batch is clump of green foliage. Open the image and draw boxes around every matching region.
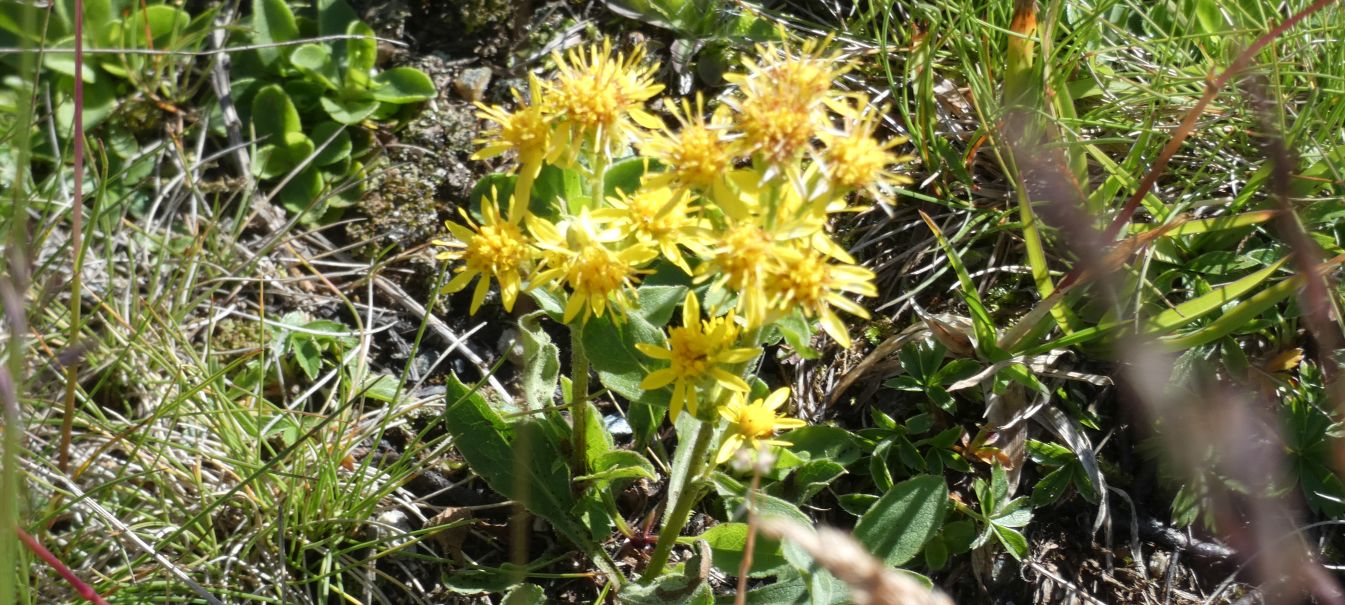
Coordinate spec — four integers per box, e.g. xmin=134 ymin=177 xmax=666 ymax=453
xmin=235 ymin=0 xmax=435 ymax=219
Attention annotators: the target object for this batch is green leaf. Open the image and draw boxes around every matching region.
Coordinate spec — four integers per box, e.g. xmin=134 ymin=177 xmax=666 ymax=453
xmin=772 ymin=459 xmax=846 ymax=503
xmin=316 ymin=0 xmax=360 ymax=36
xmin=292 ymin=336 xmax=321 ymax=379
xmin=689 ymin=522 xmax=789 ymax=578
xmin=853 ymin=474 xmax=948 ymax=567
xmin=918 ymin=211 xmax=1000 ymax=358
xmin=275 ymin=166 xmax=324 ymax=216
xmin=774 ymin=311 xmax=820 ymax=359
xmin=992 ymin=524 xmax=1030 ymax=560
xmin=1160 ymin=272 xmax=1305 ymax=350
xmin=257 ymin=131 xmax=315 ymax=180
xmin=604 ymin=156 xmax=653 ymax=199
xmin=924 ymin=536 xmax=949 ymax=570
xmin=440 ymin=375 xmax=592 ymax=553
xmin=320 ymin=94 xmax=378 ymax=125
xmin=529 ymin=164 xmax=579 ymax=221
xmin=343 ymin=21 xmax=377 ymax=86
xmin=501 ymin=584 xmax=545 ymax=605
xmin=251 ymin=84 xmax=303 ymax=141
xmin=713 ymin=475 xmax=814 ymax=570
xmin=310 ymin=122 xmax=352 ymax=167
xmin=837 ymin=493 xmax=878 ymax=517
xmin=637 ymin=285 xmax=687 ymax=327
xmin=778 ymin=426 xmax=862 ymax=466
xmin=1145 ymin=256 xmax=1289 ymax=335
xmin=371 ymin=67 xmax=437 ymax=103
xmin=581 ymin=312 xmax=669 ymax=446
xmin=1031 ymin=467 xmax=1072 ymax=507
xmin=577 ymin=450 xmax=656 ymax=484
xmin=252 ymin=0 xmax=298 ymax=66
xmin=517 ymin=311 xmax=560 ymax=410
xmin=621 ymin=542 xmax=714 ymax=605
xmin=359 ymin=374 xmax=402 ymax=403
xmin=290 ymin=44 xmax=340 ymax=90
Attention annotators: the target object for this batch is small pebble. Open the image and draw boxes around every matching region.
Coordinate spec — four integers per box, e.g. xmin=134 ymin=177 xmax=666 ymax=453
xmin=453 ymin=67 xmax=493 ymax=102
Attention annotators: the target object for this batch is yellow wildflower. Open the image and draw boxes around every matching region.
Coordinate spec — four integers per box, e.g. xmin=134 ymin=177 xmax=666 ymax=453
xmin=726 ymin=36 xmax=848 ymax=165
xmin=433 ymin=193 xmax=532 ymax=314
xmin=639 ymin=94 xmax=738 ymax=193
xmin=696 ymin=222 xmax=783 ymax=327
xmin=820 ymin=100 xmax=913 ymax=201
xmin=764 ymin=247 xmax=877 ymax=348
xmin=715 ymin=387 xmax=806 ymax=465
xmin=594 ymin=185 xmax=708 ymax=274
xmin=472 ymin=74 xmax=560 ymax=167
xmin=636 ymin=292 xmax=758 ymax=421
xmin=528 ymin=211 xmax=658 ymax=323
xmin=546 ymin=38 xmax=665 ymax=162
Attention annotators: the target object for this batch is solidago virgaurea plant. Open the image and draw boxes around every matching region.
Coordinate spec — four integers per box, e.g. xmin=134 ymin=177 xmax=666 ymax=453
xmin=435 ymin=33 xmax=912 ymax=587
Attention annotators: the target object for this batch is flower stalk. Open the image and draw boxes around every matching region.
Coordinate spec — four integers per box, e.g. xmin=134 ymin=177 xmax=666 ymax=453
xmin=640 ymin=417 xmax=715 ymax=580
xmin=570 ymin=326 xmax=590 ymax=477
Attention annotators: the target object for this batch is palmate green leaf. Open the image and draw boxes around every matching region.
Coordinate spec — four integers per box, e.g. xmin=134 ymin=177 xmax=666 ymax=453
xmin=853 ymin=474 xmax=948 ymax=567
xmin=992 ymin=524 xmax=1030 ymax=560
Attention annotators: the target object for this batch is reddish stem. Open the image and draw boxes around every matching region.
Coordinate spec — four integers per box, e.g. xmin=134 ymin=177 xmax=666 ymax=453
xmin=15 ymin=526 xmax=109 ymax=605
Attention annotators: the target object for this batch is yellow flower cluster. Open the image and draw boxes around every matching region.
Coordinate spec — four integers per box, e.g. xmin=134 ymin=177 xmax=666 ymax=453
xmin=437 ymin=37 xmax=910 ymax=337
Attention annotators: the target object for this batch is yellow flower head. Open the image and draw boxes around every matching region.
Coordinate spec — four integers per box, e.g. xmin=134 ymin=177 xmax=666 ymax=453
xmin=636 ymin=292 xmax=759 ymax=421
xmin=697 ymin=222 xmax=783 ymax=327
xmin=716 ymin=387 xmax=806 ymax=465
xmin=472 ymin=74 xmax=560 ymax=168
xmin=639 ymin=94 xmax=738 ymax=192
xmin=821 ymin=101 xmax=913 ymax=199
xmin=764 ymin=247 xmax=877 ymax=348
xmin=593 ymin=185 xmax=708 ymax=274
xmin=726 ymin=36 xmax=848 ymax=165
xmin=546 ymin=38 xmax=665 ymax=161
xmin=433 ymin=193 xmax=532 ymax=314
xmin=528 ymin=211 xmax=658 ymax=323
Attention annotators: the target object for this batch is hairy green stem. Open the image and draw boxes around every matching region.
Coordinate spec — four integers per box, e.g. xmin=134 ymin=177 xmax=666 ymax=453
xmin=641 ymin=419 xmax=713 ymax=581
xmin=570 ymin=326 xmax=589 ymax=477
